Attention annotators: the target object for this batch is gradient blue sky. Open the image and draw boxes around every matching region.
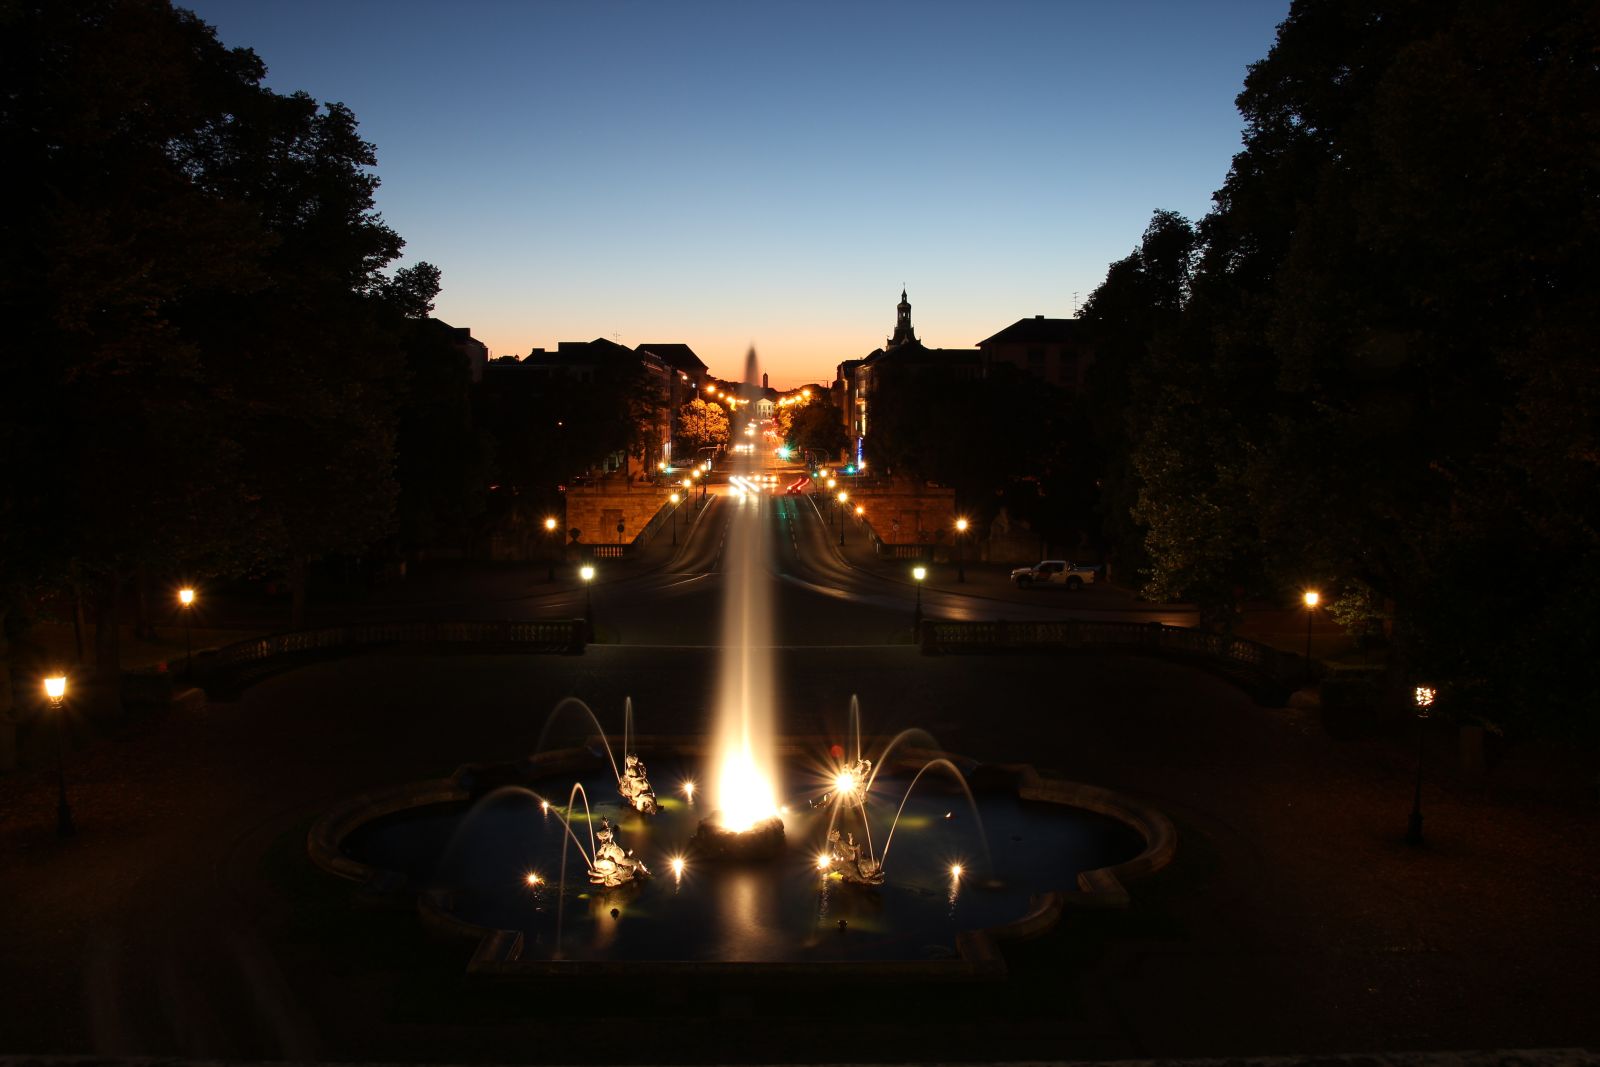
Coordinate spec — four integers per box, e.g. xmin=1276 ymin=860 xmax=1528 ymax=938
xmin=183 ymin=0 xmax=1289 ymax=388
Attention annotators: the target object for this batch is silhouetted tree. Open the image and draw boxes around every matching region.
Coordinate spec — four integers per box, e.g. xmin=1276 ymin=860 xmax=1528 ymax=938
xmin=1 ymin=0 xmax=434 ymax=658
xmin=1078 ymin=209 xmax=1198 ymax=579
xmin=1121 ymin=0 xmax=1600 ymax=737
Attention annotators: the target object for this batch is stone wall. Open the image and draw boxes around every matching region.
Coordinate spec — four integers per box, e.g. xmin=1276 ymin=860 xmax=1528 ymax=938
xmin=565 ymin=480 xmax=677 ymax=549
xmin=845 ymin=481 xmax=956 ymax=545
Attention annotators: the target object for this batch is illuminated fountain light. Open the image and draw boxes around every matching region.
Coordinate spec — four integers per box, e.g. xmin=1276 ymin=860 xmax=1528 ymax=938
xmin=692 ymin=347 xmax=786 ymax=861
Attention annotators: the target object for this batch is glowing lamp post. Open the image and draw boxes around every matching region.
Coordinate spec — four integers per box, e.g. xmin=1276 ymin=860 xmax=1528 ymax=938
xmin=177 ymin=587 xmax=196 ymax=679
xmin=669 ymin=492 xmax=681 ymax=545
xmin=836 ymin=490 xmax=849 ymax=546
xmin=44 ymin=675 xmax=74 ymax=837
xmin=580 ymin=565 xmax=595 ymax=639
xmin=1302 ymin=590 xmax=1320 ymax=681
xmin=955 ymin=518 xmax=969 ymax=583
xmin=1407 ymin=685 xmax=1435 ymax=845
xmin=544 ymin=517 xmax=559 ymax=582
xmin=912 ymin=565 xmax=927 ymax=636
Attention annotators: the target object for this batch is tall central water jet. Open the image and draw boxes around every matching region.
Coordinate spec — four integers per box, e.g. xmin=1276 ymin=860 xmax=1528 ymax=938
xmin=704 ymin=348 xmax=783 ymax=843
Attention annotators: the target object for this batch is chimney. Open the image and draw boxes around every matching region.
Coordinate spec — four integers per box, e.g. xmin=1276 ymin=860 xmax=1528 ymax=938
xmin=1035 ymin=315 xmax=1044 ymax=320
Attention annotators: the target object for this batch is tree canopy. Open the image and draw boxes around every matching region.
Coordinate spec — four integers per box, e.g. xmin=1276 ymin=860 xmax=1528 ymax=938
xmin=1085 ymin=0 xmax=1600 ymax=737
xmin=678 ymin=398 xmax=730 ymax=452
xmin=1 ymin=0 xmax=445 ymax=643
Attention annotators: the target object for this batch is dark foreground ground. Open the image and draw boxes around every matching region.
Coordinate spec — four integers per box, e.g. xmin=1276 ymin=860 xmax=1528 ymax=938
xmin=1 ymin=647 xmax=1597 ymax=1063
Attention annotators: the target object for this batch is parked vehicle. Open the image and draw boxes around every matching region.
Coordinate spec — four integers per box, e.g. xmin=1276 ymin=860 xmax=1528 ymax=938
xmin=1009 ymin=560 xmax=1100 ymax=590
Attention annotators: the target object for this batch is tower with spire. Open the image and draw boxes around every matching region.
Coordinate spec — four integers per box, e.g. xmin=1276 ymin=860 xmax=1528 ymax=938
xmin=887 ymin=287 xmax=918 ymax=349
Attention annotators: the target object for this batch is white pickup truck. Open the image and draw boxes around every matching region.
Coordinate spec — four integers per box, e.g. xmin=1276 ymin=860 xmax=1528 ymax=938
xmin=1009 ymin=560 xmax=1101 ymax=590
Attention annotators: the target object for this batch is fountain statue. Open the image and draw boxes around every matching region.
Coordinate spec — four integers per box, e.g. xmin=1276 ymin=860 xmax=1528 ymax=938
xmin=587 ymin=818 xmax=650 ymax=887
xmin=826 ymin=827 xmax=884 ymax=885
xmin=618 ymin=753 xmax=658 ymax=815
xmin=811 ymin=757 xmax=871 ymax=809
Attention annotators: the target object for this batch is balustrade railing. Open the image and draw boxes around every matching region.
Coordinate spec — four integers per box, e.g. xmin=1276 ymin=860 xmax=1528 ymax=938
xmin=201 ymin=618 xmax=587 ymax=693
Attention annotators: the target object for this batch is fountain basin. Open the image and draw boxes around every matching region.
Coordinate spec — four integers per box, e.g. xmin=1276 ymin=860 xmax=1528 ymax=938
xmin=308 ymin=738 xmax=1175 ymax=983
xmin=691 ymin=813 xmax=786 ymax=861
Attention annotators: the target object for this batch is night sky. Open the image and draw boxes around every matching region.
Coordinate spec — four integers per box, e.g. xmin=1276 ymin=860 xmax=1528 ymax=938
xmin=182 ymin=0 xmax=1289 ymax=386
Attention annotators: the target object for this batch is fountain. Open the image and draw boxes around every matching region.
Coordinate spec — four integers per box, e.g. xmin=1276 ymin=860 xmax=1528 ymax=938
xmin=692 ymin=349 xmax=785 ymax=857
xmin=309 ymin=349 xmax=1176 ymax=980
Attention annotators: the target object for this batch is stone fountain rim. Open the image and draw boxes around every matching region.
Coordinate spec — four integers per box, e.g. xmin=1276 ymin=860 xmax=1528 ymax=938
xmin=306 ymin=735 xmax=1177 ymax=984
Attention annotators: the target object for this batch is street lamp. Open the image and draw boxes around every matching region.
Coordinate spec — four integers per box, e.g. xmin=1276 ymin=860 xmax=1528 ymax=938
xmin=580 ymin=565 xmax=595 ymax=639
xmin=955 ymin=518 xmax=969 ymax=583
xmin=912 ymin=565 xmax=927 ymax=635
xmin=44 ymin=675 xmax=74 ymax=837
xmin=177 ymin=586 xmax=196 ymax=679
xmin=544 ymin=517 xmax=559 ymax=582
xmin=1302 ymin=590 xmax=1320 ymax=681
xmin=1407 ymin=686 xmax=1434 ymax=845
xmin=836 ymin=490 xmax=849 ymax=546
xmin=669 ymin=491 xmax=681 ymax=545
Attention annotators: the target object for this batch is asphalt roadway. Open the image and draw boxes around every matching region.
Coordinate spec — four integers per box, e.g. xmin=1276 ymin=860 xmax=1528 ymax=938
xmin=1 ymin=467 xmax=1596 ymax=1064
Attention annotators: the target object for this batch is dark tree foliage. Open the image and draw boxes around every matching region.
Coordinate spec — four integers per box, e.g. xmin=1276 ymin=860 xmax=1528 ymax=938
xmin=1120 ymin=0 xmax=1600 ymax=737
xmin=478 ymin=355 xmax=656 ymax=521
xmin=1078 ymin=210 xmax=1198 ymax=582
xmin=0 ymin=0 xmax=442 ymax=654
xmin=785 ymin=400 xmax=848 ymax=460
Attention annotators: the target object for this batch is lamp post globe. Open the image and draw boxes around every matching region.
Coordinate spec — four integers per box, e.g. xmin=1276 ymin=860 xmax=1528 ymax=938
xmin=44 ymin=676 xmax=74 ymax=837
xmin=544 ymin=517 xmax=559 ymax=582
xmin=579 ymin=565 xmax=596 ymax=640
xmin=911 ymin=565 xmax=927 ymax=635
xmin=955 ymin=518 xmax=969 ymax=583
xmin=1407 ymin=686 xmax=1435 ymax=845
xmin=177 ymin=587 xmax=196 ymax=680
xmin=1302 ymin=590 xmax=1320 ymax=681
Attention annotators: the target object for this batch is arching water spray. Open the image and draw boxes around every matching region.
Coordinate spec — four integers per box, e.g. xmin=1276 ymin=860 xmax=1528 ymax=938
xmin=536 ymin=698 xmax=622 ymax=785
xmin=555 ymin=782 xmax=597 ymax=956
xmin=877 ymin=758 xmax=993 ymax=877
